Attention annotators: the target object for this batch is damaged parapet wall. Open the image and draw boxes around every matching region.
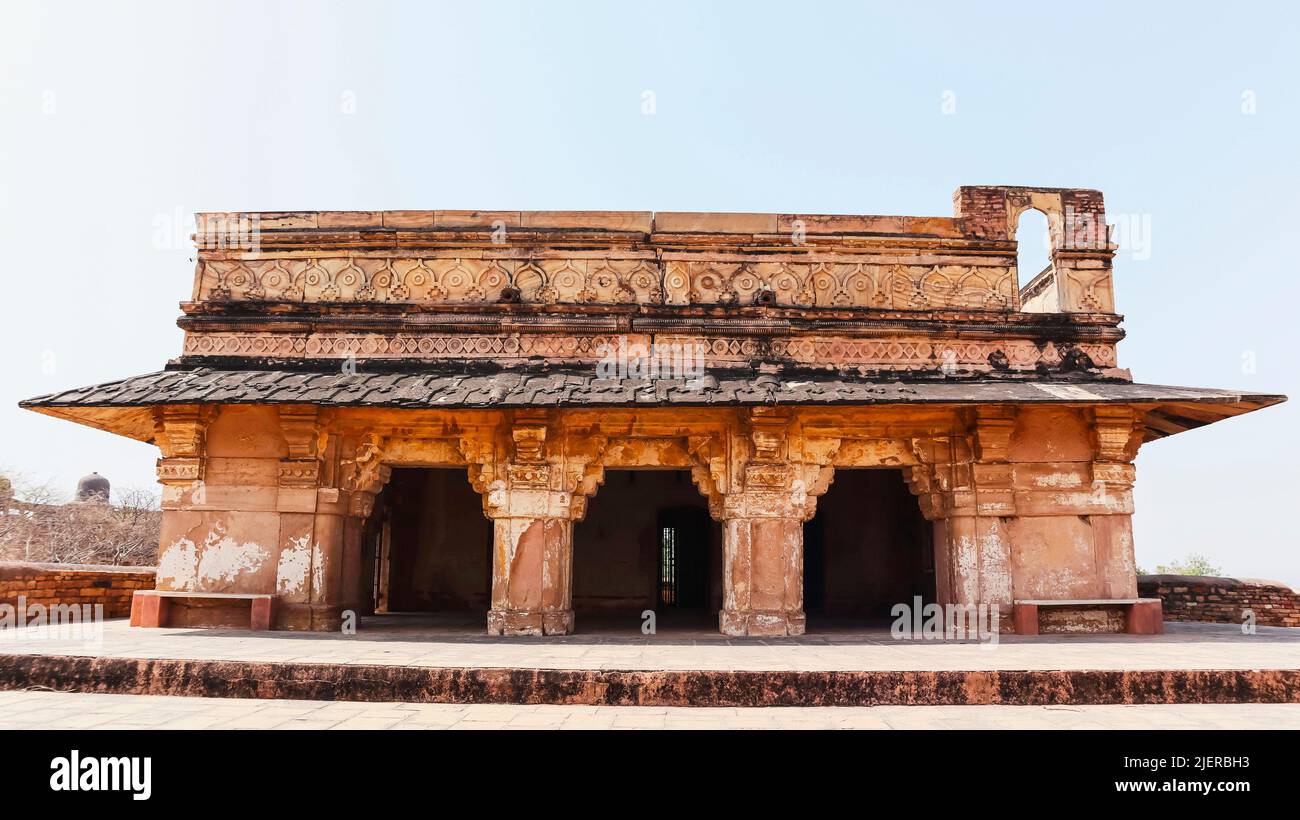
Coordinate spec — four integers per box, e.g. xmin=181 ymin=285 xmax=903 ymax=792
xmin=17 ymin=185 xmax=1286 ymax=637
xmin=1139 ymin=575 xmax=1300 ymax=628
xmin=0 ymin=562 xmax=156 ymax=618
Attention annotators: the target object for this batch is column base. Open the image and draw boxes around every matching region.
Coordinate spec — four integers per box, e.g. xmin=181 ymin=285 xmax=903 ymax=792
xmin=275 ymin=602 xmax=347 ymax=632
xmin=487 ymin=608 xmax=575 ymax=636
xmin=719 ymin=609 xmax=805 ymax=637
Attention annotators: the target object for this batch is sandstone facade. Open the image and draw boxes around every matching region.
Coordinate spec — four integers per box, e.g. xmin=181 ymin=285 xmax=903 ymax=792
xmin=21 ymin=186 xmax=1284 ymax=636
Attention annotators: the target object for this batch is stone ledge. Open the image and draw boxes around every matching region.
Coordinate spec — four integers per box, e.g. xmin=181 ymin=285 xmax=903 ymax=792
xmin=1 ymin=654 xmax=1296 ymax=707
xmin=0 ymin=561 xmax=155 ymax=579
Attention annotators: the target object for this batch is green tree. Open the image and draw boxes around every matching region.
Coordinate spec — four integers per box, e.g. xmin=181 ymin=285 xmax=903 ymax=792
xmin=1138 ymin=553 xmax=1223 ymax=577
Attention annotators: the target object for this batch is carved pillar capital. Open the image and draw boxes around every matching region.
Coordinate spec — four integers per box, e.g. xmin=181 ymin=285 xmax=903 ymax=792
xmin=1091 ymin=461 xmax=1136 ymax=489
xmin=745 ymin=406 xmax=793 ymax=462
xmin=155 ymin=457 xmax=206 ymax=507
xmin=510 ymin=411 xmax=549 ymax=464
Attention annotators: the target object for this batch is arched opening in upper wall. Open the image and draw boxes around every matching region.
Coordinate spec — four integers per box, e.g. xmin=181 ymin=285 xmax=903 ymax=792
xmin=1015 ymin=208 xmax=1056 ymax=312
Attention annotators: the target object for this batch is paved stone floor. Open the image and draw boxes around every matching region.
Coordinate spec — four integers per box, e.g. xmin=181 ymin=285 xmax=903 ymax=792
xmin=1 ymin=614 xmax=1297 ymax=672
xmin=1 ymin=690 xmax=1297 ymax=729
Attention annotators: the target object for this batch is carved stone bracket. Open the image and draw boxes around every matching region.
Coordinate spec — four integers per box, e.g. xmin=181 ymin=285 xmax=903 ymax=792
xmin=905 ymin=435 xmax=976 ymax=520
xmin=687 ymin=433 xmax=728 ymax=520
xmin=1092 ymin=406 xmax=1144 ymax=463
xmin=278 ymin=407 xmax=323 ymax=489
xmin=339 ymin=433 xmax=390 ymax=517
xmin=154 ymin=406 xmax=215 ymax=459
xmin=154 ymin=406 xmax=216 ymax=495
xmin=970 ymin=406 xmax=1016 ymax=463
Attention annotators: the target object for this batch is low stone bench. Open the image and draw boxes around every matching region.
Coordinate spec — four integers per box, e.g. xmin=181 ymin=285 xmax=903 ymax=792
xmin=130 ymin=590 xmax=277 ymax=630
xmin=1012 ymin=598 xmax=1163 ymax=636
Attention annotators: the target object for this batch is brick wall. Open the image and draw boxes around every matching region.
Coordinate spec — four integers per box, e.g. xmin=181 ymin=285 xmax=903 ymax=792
xmin=1138 ymin=574 xmax=1300 ymax=628
xmin=0 ymin=561 xmax=155 ymax=618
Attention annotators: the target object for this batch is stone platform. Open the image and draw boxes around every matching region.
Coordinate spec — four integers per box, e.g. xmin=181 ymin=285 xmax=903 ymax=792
xmin=1 ymin=615 xmax=1297 ymax=707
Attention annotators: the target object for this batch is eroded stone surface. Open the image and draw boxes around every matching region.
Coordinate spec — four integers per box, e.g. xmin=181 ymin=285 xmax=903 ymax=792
xmin=1 ymin=653 xmax=1298 ymax=707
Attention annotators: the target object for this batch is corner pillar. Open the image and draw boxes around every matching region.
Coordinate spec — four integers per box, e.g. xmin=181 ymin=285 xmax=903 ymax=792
xmin=1089 ymin=406 xmax=1144 ymax=599
xmin=907 ymin=411 xmax=1015 ymax=615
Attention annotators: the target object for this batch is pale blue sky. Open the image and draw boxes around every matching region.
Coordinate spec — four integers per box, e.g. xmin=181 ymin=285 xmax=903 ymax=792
xmin=2 ymin=1 xmax=1297 ymax=583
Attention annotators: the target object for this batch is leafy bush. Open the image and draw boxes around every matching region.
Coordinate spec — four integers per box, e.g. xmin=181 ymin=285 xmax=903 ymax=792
xmin=1136 ymin=553 xmax=1224 ymax=577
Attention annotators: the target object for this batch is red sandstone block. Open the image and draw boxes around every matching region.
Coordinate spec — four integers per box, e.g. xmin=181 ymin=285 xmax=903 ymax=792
xmin=1012 ymin=604 xmax=1039 ymax=636
xmin=1126 ymin=600 xmax=1164 ymax=635
xmin=249 ymin=596 xmax=276 ymax=631
xmin=130 ymin=591 xmax=168 ymax=628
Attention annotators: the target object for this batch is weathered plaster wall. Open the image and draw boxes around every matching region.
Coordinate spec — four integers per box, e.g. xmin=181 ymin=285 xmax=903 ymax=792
xmin=156 ymin=407 xmax=286 ymax=597
xmin=153 ymin=404 xmax=387 ymax=629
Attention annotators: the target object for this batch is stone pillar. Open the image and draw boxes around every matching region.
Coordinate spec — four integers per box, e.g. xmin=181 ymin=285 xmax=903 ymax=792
xmin=484 ymin=483 xmax=576 ymax=636
xmin=719 ymin=508 xmax=806 ymax=636
xmin=272 ymin=407 xmax=329 ymax=630
xmin=707 ymin=410 xmax=835 ymax=637
xmin=151 ymin=404 xmax=362 ymax=631
xmin=476 ymin=412 xmax=604 ymax=637
xmin=1053 ymin=189 xmax=1116 ymax=314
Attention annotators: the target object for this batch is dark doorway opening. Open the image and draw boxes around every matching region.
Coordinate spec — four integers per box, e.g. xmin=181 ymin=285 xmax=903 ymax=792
xmin=362 ymin=467 xmax=492 ymax=618
xmin=803 ymin=468 xmax=934 ymax=630
xmin=573 ymin=470 xmax=719 ymax=632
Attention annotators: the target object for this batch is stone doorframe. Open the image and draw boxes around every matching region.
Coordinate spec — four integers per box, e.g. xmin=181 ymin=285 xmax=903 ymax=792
xmin=152 ymin=402 xmax=1142 ymax=636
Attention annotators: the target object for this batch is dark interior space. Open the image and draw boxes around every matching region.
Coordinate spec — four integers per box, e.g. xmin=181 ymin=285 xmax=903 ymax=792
xmin=573 ymin=470 xmax=720 ymax=630
xmin=804 ymin=468 xmax=934 ymax=626
xmin=363 ymin=467 xmax=492 ymax=615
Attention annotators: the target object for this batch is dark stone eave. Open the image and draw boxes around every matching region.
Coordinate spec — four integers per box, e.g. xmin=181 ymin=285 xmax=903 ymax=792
xmin=19 ymin=365 xmax=1285 ymax=418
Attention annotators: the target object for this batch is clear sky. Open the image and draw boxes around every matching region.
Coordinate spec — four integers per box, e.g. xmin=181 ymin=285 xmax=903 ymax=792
xmin=2 ymin=1 xmax=1297 ymax=584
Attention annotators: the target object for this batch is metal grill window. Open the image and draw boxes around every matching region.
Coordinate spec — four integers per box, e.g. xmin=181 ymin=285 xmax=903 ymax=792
xmin=659 ymin=526 xmax=678 ymax=606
